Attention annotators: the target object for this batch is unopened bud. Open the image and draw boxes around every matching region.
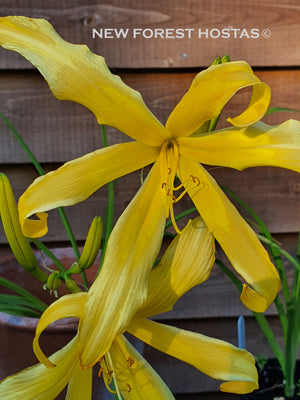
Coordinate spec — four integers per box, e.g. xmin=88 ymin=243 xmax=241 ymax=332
xmin=78 ymin=217 xmax=102 ymax=271
xmin=0 ymin=174 xmax=37 ymax=269
xmin=221 ymin=55 xmax=230 ymax=63
xmin=46 ymin=272 xmax=61 ymax=291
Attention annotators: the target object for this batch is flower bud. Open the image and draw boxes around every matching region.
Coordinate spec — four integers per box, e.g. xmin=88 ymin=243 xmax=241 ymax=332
xmin=46 ymin=271 xmax=61 ymax=292
xmin=78 ymin=216 xmax=102 ymax=271
xmin=0 ymin=174 xmax=37 ymax=269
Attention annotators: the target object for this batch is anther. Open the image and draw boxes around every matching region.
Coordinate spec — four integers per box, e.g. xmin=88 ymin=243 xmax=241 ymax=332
xmin=161 ymin=182 xmax=167 ymax=189
xmin=168 ymin=167 xmax=172 ymax=174
xmin=126 ymin=383 xmax=132 ymax=393
xmin=190 ymin=175 xmax=201 ymax=186
xmin=127 ymin=357 xmax=135 ymax=367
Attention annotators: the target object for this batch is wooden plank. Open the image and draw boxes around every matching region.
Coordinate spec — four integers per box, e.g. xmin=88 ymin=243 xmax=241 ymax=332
xmin=0 ymin=0 xmax=299 ymax=68
xmin=0 ymin=69 xmax=299 ymax=164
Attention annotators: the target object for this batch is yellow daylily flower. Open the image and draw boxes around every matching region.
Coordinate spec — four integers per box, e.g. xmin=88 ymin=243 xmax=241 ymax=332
xmin=0 ymin=16 xmax=292 ymax=315
xmin=29 ymin=218 xmax=258 ymax=395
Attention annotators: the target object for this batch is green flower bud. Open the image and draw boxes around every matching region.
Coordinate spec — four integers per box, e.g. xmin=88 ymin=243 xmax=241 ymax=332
xmin=64 ymin=277 xmax=82 ymax=293
xmin=211 ymin=56 xmax=222 ymax=65
xmin=221 ymin=55 xmax=231 ymax=63
xmin=0 ymin=174 xmax=37 ymax=269
xmin=78 ymin=216 xmax=102 ymax=271
xmin=46 ymin=271 xmax=61 ymax=292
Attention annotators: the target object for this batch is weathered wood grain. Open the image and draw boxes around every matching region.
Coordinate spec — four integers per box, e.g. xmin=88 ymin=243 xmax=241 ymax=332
xmin=0 ymin=70 xmax=299 ymax=164
xmin=0 ymin=0 xmax=299 ymax=68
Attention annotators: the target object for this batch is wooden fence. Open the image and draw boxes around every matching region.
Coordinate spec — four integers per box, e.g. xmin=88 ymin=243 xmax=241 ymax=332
xmin=0 ymin=1 xmax=300 ymax=399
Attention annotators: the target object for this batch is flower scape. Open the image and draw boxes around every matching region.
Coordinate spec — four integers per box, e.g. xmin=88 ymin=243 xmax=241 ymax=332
xmin=0 ymin=15 xmax=300 ymax=399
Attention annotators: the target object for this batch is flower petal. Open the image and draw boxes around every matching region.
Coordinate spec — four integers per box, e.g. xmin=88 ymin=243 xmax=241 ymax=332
xmin=0 ymin=16 xmax=169 ymax=146
xmin=33 ymin=293 xmax=87 ymax=367
xmin=178 ymin=119 xmax=300 ymax=172
xmin=108 ymin=335 xmax=175 ymax=399
xmin=0 ymin=337 xmax=79 ymax=400
xmin=19 ymin=141 xmax=159 ymax=238
xmin=78 ymin=157 xmax=167 ymax=368
xmin=136 ymin=217 xmax=215 ymax=318
xmin=166 ymin=61 xmax=270 ymax=137
xmin=127 ymin=318 xmax=258 ymax=395
xmin=178 ymin=157 xmax=281 ymax=312
xmin=66 ymin=360 xmax=92 ymax=400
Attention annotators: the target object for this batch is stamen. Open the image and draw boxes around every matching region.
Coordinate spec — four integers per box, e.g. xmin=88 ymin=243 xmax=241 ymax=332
xmin=106 ymin=351 xmax=123 ymax=400
xmin=170 ymin=205 xmax=185 ymax=235
xmin=127 ymin=357 xmax=135 ymax=367
xmin=126 ymin=383 xmax=132 ymax=393
xmin=173 ymin=189 xmax=188 ymax=203
xmin=173 ymin=183 xmax=184 ymax=191
xmin=190 ymin=174 xmax=201 ymax=186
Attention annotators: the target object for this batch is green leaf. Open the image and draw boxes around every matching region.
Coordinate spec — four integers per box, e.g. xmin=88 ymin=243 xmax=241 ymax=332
xmin=265 ymin=107 xmax=300 ymax=116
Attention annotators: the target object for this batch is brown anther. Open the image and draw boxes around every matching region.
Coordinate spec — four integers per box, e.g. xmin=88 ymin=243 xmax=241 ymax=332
xmin=127 ymin=357 xmax=135 ymax=367
xmin=190 ymin=174 xmax=200 ymax=186
xmin=161 ymin=182 xmax=167 ymax=189
xmin=126 ymin=383 xmax=132 ymax=393
xmin=98 ymin=367 xmax=103 ymax=378
xmin=168 ymin=167 xmax=172 ymax=175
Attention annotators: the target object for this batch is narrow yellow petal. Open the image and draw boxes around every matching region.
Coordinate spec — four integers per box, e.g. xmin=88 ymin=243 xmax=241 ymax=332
xmin=179 ymin=157 xmax=280 ymax=312
xmin=0 ymin=337 xmax=78 ymax=400
xmin=66 ymin=361 xmax=92 ymax=400
xmin=128 ymin=319 xmax=258 ymax=395
xmin=178 ymin=119 xmax=300 ymax=172
xmin=33 ymin=293 xmax=87 ymax=367
xmin=19 ymin=141 xmax=159 ymax=238
xmin=166 ymin=61 xmax=270 ymax=137
xmin=0 ymin=16 xmax=170 ymax=146
xmin=109 ymin=335 xmax=175 ymax=399
xmin=136 ymin=217 xmax=215 ymax=318
xmin=78 ymin=157 xmax=167 ymax=367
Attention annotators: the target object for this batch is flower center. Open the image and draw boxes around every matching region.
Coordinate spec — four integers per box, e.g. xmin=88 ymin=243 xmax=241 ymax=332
xmin=160 ymin=140 xmax=188 ymax=234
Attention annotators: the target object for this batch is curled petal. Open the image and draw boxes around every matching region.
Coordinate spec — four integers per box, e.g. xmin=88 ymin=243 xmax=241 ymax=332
xmin=179 ymin=157 xmax=280 ymax=312
xmin=0 ymin=337 xmax=80 ymax=400
xmin=19 ymin=141 xmax=159 ymax=238
xmin=0 ymin=16 xmax=169 ymax=146
xmin=136 ymin=217 xmax=215 ymax=318
xmin=166 ymin=61 xmax=270 ymax=137
xmin=178 ymin=119 xmax=300 ymax=172
xmin=128 ymin=318 xmax=258 ymax=395
xmin=33 ymin=293 xmax=87 ymax=367
xmin=108 ymin=335 xmax=175 ymax=399
xmin=78 ymin=157 xmax=167 ymax=368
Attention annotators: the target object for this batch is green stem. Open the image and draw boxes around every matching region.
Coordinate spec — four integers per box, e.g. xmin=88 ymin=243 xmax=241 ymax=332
xmin=98 ymin=126 xmax=114 ymax=275
xmin=0 ymin=112 xmax=88 ymax=290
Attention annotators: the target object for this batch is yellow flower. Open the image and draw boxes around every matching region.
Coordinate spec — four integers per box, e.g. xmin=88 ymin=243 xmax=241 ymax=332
xmin=10 ymin=218 xmax=256 ymax=397
xmin=0 ymin=17 xmax=293 ymax=314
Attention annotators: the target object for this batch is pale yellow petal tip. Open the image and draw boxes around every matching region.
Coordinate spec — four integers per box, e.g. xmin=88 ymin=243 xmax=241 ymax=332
xmin=220 ymin=380 xmax=258 ymax=394
xmin=227 ymin=82 xmax=271 ymax=127
xmin=21 ymin=212 xmax=48 ymax=238
xmin=240 ymin=284 xmax=276 ymax=313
